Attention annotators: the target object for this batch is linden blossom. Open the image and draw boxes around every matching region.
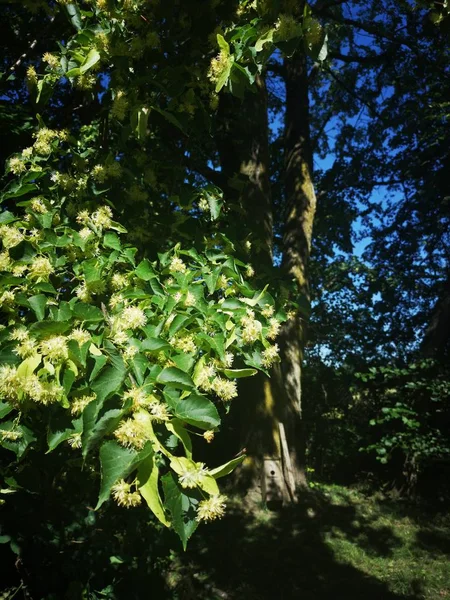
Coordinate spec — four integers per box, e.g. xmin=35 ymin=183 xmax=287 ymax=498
xmin=211 ymin=376 xmax=238 ymax=401
xmin=196 ymin=494 xmax=227 ymax=522
xmin=169 ymin=256 xmax=187 ymax=274
xmin=111 ymin=479 xmax=142 ymax=508
xmin=178 ymin=463 xmax=209 ymax=489
xmin=262 ymin=344 xmax=280 ymax=369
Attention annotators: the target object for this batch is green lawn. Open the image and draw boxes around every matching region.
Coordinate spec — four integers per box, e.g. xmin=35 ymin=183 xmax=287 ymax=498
xmin=165 ymin=485 xmax=450 ymax=600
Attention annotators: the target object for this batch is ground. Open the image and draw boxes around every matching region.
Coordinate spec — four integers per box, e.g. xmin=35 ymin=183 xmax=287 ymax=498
xmin=165 ymin=484 xmax=450 ymax=600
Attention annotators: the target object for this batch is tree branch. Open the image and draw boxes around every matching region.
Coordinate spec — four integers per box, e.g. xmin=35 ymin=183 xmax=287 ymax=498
xmin=323 ymin=65 xmax=379 ymax=117
xmin=8 ymin=15 xmax=55 ymax=73
xmin=329 ymin=51 xmax=394 ymax=65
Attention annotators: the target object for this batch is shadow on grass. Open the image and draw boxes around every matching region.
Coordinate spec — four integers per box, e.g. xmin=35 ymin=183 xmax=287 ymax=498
xmin=168 ymin=488 xmax=421 ymax=600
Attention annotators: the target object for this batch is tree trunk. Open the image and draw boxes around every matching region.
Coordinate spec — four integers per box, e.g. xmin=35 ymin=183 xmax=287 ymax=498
xmin=278 ymin=48 xmax=317 ymax=492
xmin=216 ymin=48 xmax=317 ymax=503
xmin=421 ymin=273 xmax=450 ymax=358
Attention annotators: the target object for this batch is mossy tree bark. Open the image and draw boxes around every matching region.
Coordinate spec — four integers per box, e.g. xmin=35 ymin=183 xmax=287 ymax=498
xmin=216 ymin=48 xmax=316 ymax=503
xmin=278 ymin=49 xmax=317 ymax=493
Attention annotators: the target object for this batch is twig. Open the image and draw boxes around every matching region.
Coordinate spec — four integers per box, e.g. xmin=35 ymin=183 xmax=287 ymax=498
xmin=9 ymin=15 xmax=55 ymax=73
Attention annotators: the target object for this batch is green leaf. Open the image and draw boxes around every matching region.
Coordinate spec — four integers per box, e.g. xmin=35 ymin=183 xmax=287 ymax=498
xmin=28 ymin=294 xmax=47 ymax=320
xmin=91 ymin=363 xmax=126 ymax=407
xmin=168 ymin=314 xmax=192 ymax=338
xmin=203 ymin=188 xmax=223 ymax=221
xmin=157 ymin=367 xmax=194 ymax=390
xmin=73 ymin=303 xmax=104 ymax=322
xmin=49 ymin=301 xmax=73 ymax=322
xmin=138 ymin=455 xmax=170 ymax=526
xmin=0 ymin=422 xmax=36 ymax=458
xmin=162 ymin=472 xmax=200 ymax=550
xmin=62 ymin=365 xmax=77 ymax=395
xmin=172 ymin=353 xmax=195 ymax=373
xmin=165 ymin=418 xmax=192 ymax=458
xmin=141 ymin=337 xmax=171 ymax=352
xmin=47 ymin=418 xmax=82 ymax=452
xmin=103 ymin=232 xmax=121 ymax=251
xmin=0 ymin=401 xmax=14 ymax=419
xmin=209 ymin=454 xmax=245 ymax=479
xmin=203 ymin=267 xmax=221 ymax=295
xmin=198 ymin=332 xmax=225 ymax=362
xmin=64 ymin=3 xmax=83 ymax=30
xmin=135 ymin=259 xmax=156 ymax=281
xmin=2 ymin=182 xmax=38 ymax=200
xmin=215 ymin=57 xmax=233 ymax=93
xmin=223 ymin=368 xmax=257 ymax=378
xmin=29 ymin=321 xmax=71 ymax=339
xmin=135 ymin=106 xmax=151 ymax=141
xmin=96 ymin=441 xmax=153 ymax=510
xmin=83 ymin=258 xmax=103 ymax=283
xmin=255 ymin=28 xmax=275 ymax=52
xmin=165 ymin=392 xmax=220 ymax=430
xmin=131 ymin=353 xmax=148 ymax=386
xmin=0 ymin=211 xmax=16 ymax=224
xmin=16 ymin=355 xmax=41 ymax=380
xmin=80 ymin=48 xmax=100 ymax=73
xmin=89 ymin=353 xmax=107 ymax=381
xmin=153 ymin=107 xmax=186 ymax=134
xmin=82 ymin=406 xmax=124 ymax=458
xmin=217 ymin=34 xmax=230 ymax=56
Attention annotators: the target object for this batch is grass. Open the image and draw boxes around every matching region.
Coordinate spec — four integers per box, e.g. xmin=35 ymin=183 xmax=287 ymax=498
xmin=165 ymin=484 xmax=450 ymax=600
xmin=1 ymin=483 xmax=448 ymax=599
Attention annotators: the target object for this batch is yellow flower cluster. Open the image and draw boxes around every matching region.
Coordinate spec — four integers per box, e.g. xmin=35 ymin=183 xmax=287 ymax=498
xmin=184 ymin=291 xmax=196 ymax=307
xmin=267 ymin=317 xmax=281 ymax=340
xmin=261 ymin=304 xmax=274 ymax=318
xmin=0 ymin=290 xmax=15 ymax=307
xmin=261 ymin=344 xmax=280 ymax=368
xmin=0 ymin=226 xmax=24 ymax=249
xmin=0 ymin=364 xmax=65 ymax=406
xmin=42 ymin=53 xmax=60 ymax=69
xmin=112 ymin=90 xmax=128 ymax=121
xmin=14 ymin=337 xmax=37 ymax=359
xmin=203 ymin=430 xmax=215 ymax=443
xmin=29 ymin=257 xmax=54 ymax=282
xmin=67 ymin=433 xmax=82 ymax=449
xmin=240 ymin=309 xmax=262 ymax=344
xmin=40 ymin=336 xmax=69 ymax=363
xmin=148 ymin=401 xmax=170 ymax=422
xmin=170 ymin=334 xmax=196 ymax=354
xmin=91 ymin=164 xmax=106 ymax=183
xmin=111 ymin=479 xmax=142 ymax=508
xmin=121 ymin=305 xmax=147 ymax=330
xmin=211 ymin=376 xmax=238 ymax=401
xmin=207 ymin=51 xmax=229 ymax=84
xmin=178 ymin=462 xmax=208 ymax=489
xmin=69 ymin=327 xmax=91 ymax=346
xmin=76 ymin=74 xmax=96 ymax=90
xmin=196 ymin=362 xmax=216 ymax=392
xmin=114 ymin=417 xmax=149 ymax=449
xmin=275 ymin=14 xmax=303 ymax=41
xmin=26 ymin=65 xmax=38 ymax=86
xmin=0 ymin=252 xmax=12 ymax=272
xmin=70 ymin=394 xmax=96 ymax=415
xmin=33 ymin=128 xmax=60 ymax=155
xmin=9 ymin=157 xmax=27 ymax=175
xmin=0 ymin=428 xmax=23 ymax=442
xmin=76 ymin=206 xmax=113 ymax=235
xmin=110 ymin=273 xmax=129 ymax=291
xmin=169 ymin=256 xmax=187 ymax=274
xmin=196 ymin=494 xmax=227 ymax=522
xmin=30 ymin=198 xmax=48 ymax=214
xmin=92 ymin=206 xmax=113 ymax=230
